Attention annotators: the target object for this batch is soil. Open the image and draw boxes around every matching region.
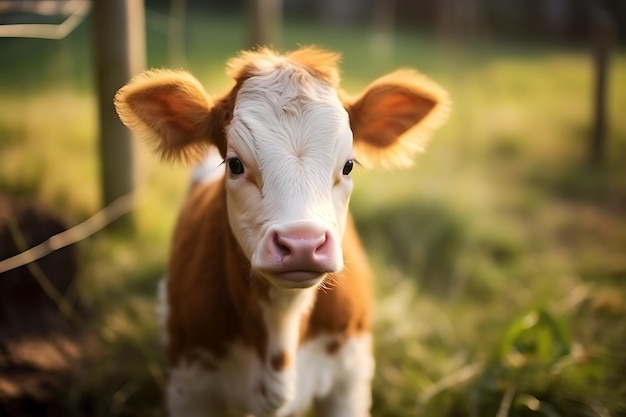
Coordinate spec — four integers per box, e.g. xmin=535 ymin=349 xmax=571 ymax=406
xmin=0 ymin=197 xmax=90 ymax=416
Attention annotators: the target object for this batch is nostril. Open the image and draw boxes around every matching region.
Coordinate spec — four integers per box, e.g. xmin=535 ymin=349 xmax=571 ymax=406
xmin=272 ymin=232 xmax=291 ymax=257
xmin=313 ymin=233 xmax=329 ymax=256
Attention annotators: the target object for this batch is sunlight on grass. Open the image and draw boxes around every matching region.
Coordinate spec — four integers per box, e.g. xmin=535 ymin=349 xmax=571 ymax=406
xmin=0 ymin=91 xmax=99 ymax=215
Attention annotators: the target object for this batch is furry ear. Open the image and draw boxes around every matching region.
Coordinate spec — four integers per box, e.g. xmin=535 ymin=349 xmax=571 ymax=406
xmin=115 ymin=69 xmax=221 ymax=163
xmin=344 ymin=70 xmax=450 ymax=169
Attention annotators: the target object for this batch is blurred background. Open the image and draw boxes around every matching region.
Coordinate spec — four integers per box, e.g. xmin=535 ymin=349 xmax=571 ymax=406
xmin=0 ymin=0 xmax=624 ymax=416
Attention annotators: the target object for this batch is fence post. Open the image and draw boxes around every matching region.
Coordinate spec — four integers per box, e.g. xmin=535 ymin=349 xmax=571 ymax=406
xmin=590 ymin=8 xmax=614 ymax=167
xmin=169 ymin=0 xmax=187 ymax=67
xmin=247 ymin=0 xmax=282 ymax=48
xmin=93 ymin=0 xmax=146 ymax=228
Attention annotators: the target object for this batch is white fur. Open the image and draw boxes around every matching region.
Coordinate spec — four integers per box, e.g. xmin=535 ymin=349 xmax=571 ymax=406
xmin=166 ymin=334 xmax=374 ymax=417
xmin=224 ymin=63 xmax=354 ymax=280
xmin=161 ymin=283 xmax=373 ymax=417
xmin=252 ymin=286 xmax=319 ymax=415
xmin=190 ymin=147 xmax=225 ymax=185
xmin=289 ymin=333 xmax=374 ymax=417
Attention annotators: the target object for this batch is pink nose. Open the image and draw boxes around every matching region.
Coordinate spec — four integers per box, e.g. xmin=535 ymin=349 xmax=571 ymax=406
xmin=255 ymin=223 xmax=339 ymax=285
xmin=271 ymin=230 xmax=332 ymax=269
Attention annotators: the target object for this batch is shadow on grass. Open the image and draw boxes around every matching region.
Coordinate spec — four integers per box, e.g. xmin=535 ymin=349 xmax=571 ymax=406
xmin=354 ymin=199 xmax=467 ymax=297
xmin=528 ymin=161 xmax=626 ymax=210
xmin=354 ymin=195 xmax=528 ymax=301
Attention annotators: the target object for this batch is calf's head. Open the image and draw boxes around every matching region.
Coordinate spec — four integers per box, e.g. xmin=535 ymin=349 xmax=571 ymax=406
xmin=115 ymin=47 xmax=449 ymax=289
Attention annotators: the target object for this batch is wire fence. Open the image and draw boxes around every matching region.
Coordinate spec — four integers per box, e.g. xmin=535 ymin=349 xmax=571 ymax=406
xmin=0 ymin=193 xmax=134 ymax=324
xmin=0 ymin=193 xmax=134 ymax=275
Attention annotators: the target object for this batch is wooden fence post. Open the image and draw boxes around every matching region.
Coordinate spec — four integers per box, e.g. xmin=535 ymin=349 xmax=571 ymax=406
xmin=169 ymin=0 xmax=187 ymax=67
xmin=247 ymin=0 xmax=282 ymax=48
xmin=93 ymin=0 xmax=146 ymax=228
xmin=590 ymin=8 xmax=614 ymax=167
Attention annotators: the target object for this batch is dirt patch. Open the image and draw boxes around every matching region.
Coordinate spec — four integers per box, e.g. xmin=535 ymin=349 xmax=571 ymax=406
xmin=0 ymin=197 xmax=92 ymax=416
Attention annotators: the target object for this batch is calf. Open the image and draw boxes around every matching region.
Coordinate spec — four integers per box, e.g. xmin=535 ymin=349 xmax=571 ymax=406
xmin=115 ymin=47 xmax=449 ymax=417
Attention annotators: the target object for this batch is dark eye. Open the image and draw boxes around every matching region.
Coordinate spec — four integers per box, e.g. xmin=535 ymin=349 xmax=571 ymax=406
xmin=228 ymin=157 xmax=244 ymax=175
xmin=342 ymin=160 xmax=354 ymax=176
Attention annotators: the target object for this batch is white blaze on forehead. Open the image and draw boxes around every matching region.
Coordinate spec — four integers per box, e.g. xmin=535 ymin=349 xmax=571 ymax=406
xmin=226 ymin=63 xmax=353 ymax=222
xmin=222 ymin=61 xmax=355 ymax=276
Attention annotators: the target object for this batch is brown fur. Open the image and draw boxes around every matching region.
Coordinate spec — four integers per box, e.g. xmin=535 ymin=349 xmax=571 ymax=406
xmin=167 ymin=179 xmax=267 ymax=364
xmin=270 ymin=351 xmax=291 ymax=372
xmin=166 ymin=176 xmax=372 ymax=366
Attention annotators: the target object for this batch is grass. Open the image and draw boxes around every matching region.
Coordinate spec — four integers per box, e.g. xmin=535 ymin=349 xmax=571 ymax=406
xmin=1 ymin=8 xmax=625 ymax=417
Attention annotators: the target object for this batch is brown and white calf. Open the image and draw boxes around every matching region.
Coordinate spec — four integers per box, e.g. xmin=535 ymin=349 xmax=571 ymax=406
xmin=115 ymin=47 xmax=449 ymax=417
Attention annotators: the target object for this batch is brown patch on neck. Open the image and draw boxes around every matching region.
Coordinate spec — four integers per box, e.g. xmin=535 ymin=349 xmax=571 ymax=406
xmin=165 ymin=179 xmax=270 ymax=367
xmin=270 ymin=351 xmax=290 ymax=372
xmin=325 ymin=338 xmax=344 ymax=355
xmin=304 ymin=214 xmax=373 ymax=342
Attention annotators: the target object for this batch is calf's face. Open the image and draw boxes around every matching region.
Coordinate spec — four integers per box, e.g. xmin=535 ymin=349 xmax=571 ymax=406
xmin=225 ymin=65 xmax=354 ymax=288
xmin=114 ymin=47 xmax=450 ymax=289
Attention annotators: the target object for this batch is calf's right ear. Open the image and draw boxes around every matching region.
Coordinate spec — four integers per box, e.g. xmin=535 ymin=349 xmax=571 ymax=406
xmin=115 ymin=70 xmax=228 ymax=163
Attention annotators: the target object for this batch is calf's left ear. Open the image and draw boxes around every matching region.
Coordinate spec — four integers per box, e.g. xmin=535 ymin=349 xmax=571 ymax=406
xmin=344 ymin=70 xmax=450 ymax=169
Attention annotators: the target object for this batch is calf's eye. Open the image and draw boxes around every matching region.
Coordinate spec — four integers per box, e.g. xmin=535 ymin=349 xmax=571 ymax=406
xmin=228 ymin=157 xmax=245 ymax=175
xmin=342 ymin=160 xmax=354 ymax=176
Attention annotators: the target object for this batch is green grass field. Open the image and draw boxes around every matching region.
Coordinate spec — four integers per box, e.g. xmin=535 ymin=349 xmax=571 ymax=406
xmin=1 ymin=9 xmax=625 ymax=417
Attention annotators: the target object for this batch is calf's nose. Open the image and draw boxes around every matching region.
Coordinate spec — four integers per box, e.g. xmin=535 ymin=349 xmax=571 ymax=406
xmin=254 ymin=221 xmax=341 ymax=286
xmin=270 ymin=231 xmax=331 ymax=264
xmin=271 ymin=230 xmax=331 ymax=269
